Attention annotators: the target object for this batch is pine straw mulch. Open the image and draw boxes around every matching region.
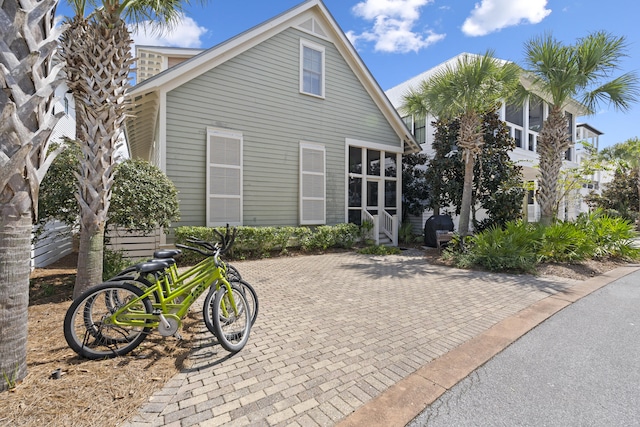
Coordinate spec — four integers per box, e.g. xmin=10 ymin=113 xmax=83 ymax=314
xmin=2 ymin=253 xmax=199 ymax=427
xmin=3 ymin=249 xmax=633 ymax=427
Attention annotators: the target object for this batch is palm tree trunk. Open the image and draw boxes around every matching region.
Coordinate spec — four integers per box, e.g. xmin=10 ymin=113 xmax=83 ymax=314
xmin=457 ymin=112 xmax=484 ymax=237
xmin=0 ymin=213 xmax=31 ymax=390
xmin=459 ymin=152 xmax=476 ymax=236
xmin=537 ymin=105 xmax=570 ymax=225
xmin=62 ymin=11 xmax=134 ymax=297
xmin=0 ymin=0 xmax=62 ymax=391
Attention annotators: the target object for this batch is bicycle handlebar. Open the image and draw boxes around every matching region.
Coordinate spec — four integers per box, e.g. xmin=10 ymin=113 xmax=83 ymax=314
xmin=178 ymin=224 xmax=237 ymax=256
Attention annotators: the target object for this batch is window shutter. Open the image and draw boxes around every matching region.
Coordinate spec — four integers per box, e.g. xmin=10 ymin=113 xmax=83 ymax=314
xmin=207 ymin=130 xmax=242 ymax=226
xmin=300 ymin=143 xmax=325 ymax=225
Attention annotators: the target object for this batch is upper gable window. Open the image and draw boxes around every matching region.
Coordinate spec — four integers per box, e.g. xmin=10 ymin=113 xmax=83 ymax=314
xmin=300 ymin=40 xmax=325 ymax=98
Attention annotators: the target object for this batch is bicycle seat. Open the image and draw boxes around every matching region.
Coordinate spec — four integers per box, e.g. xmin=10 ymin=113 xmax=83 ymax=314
xmin=153 ymin=249 xmax=182 ymax=259
xmin=149 ymin=258 xmax=176 ymax=266
xmin=136 ymin=260 xmax=171 ymax=274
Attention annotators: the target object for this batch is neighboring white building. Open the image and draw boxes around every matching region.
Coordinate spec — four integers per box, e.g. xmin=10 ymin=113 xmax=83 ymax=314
xmin=575 ymin=123 xmax=606 ymax=215
xmin=385 ymin=53 xmax=593 ymax=231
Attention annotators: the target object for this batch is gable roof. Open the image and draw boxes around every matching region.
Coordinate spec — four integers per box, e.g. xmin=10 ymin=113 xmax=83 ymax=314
xmin=126 ymin=0 xmax=420 ymax=159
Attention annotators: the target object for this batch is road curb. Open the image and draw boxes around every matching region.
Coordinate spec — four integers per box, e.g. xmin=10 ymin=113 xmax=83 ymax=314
xmin=336 ymin=265 xmax=640 ymax=427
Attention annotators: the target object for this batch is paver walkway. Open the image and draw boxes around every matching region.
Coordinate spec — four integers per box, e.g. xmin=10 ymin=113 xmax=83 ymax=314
xmin=121 ymin=250 xmax=622 ymax=427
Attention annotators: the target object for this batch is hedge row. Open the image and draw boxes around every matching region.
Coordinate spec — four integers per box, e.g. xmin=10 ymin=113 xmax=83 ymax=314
xmin=174 ymin=223 xmax=361 ymax=263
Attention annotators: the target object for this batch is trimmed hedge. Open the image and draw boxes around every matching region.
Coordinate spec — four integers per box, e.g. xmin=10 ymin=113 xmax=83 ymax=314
xmin=174 ymin=224 xmax=360 ymax=264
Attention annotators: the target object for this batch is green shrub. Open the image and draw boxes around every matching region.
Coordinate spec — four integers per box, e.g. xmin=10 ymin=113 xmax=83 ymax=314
xmin=175 ymin=223 xmax=361 ymax=262
xmin=399 ymin=221 xmax=415 ymax=244
xmin=333 ymin=223 xmax=360 ymax=248
xmin=466 ymin=221 xmax=541 ymax=273
xmin=539 ymin=221 xmax=595 ymax=262
xmin=300 ymin=225 xmax=336 ymax=251
xmin=103 ymin=248 xmax=134 ymax=281
xmin=357 ymin=245 xmax=402 ymax=255
xmin=576 ymin=210 xmax=640 ymax=259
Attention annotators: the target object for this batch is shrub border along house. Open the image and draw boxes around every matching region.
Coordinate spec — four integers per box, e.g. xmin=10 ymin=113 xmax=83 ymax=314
xmin=174 ymin=223 xmax=363 ymax=263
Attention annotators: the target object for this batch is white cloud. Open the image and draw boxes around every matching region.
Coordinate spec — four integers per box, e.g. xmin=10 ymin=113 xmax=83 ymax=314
xmin=462 ymin=0 xmax=551 ymax=37
xmin=130 ymin=15 xmax=208 ymax=48
xmin=348 ymin=0 xmax=445 ymax=53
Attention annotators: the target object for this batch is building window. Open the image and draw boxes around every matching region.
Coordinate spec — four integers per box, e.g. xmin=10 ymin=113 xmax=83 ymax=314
xmin=505 ymin=102 xmax=523 ymax=126
xmin=414 ymin=115 xmax=426 ymax=144
xmin=300 ymin=142 xmax=326 ymax=225
xmin=64 ymin=97 xmax=69 ymax=115
xmin=206 ymin=128 xmax=243 ymax=226
xmin=565 ymin=112 xmax=573 ymax=141
xmin=529 ymin=96 xmax=544 ymax=132
xmin=300 ymin=40 xmax=325 ymax=98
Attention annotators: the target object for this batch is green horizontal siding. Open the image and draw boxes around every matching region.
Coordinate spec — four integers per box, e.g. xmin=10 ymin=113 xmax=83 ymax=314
xmin=166 ymin=27 xmax=401 ymax=228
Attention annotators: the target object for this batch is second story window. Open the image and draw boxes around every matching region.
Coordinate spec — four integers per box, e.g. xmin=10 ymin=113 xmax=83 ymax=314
xmin=300 ymin=40 xmax=325 ymax=98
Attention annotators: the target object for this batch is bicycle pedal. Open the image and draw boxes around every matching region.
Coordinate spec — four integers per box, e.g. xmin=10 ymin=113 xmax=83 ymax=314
xmin=174 ymin=332 xmax=183 ymax=340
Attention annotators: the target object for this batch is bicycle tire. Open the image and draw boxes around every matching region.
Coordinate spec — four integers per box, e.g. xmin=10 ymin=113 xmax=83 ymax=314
xmin=226 ymin=264 xmax=242 ymax=281
xmin=202 ymin=278 xmax=258 ymax=336
xmin=64 ymin=281 xmax=153 ymax=359
xmin=212 ymin=283 xmax=251 ymax=353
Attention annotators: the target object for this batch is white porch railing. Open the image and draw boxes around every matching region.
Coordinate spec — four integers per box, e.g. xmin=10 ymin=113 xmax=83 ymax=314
xmin=381 ymin=210 xmax=398 ymax=246
xmin=362 ymin=210 xmax=379 ymax=245
xmin=362 ymin=210 xmax=398 ymax=246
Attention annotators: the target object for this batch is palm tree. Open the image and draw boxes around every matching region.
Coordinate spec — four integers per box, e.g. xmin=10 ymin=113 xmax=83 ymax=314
xmin=402 ymin=51 xmax=521 ymax=237
xmin=523 ymin=31 xmax=639 ymax=225
xmin=0 ymin=0 xmax=63 ymax=391
xmin=58 ymin=0 xmax=195 ymax=298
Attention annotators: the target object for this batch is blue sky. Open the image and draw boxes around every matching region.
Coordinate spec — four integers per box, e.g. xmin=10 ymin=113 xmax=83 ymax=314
xmin=56 ymin=0 xmax=640 ymax=150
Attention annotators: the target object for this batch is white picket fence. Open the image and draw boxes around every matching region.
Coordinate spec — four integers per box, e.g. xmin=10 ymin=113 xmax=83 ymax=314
xmin=31 ymin=220 xmax=74 ymax=268
xmin=31 ymin=222 xmax=162 ymax=269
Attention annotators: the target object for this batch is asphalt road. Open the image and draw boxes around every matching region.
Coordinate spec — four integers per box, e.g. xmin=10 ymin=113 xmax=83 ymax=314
xmin=408 ymin=269 xmax=640 ymax=427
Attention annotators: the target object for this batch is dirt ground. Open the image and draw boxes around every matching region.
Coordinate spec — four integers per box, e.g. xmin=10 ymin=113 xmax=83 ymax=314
xmin=1 ymin=250 xmax=629 ymax=427
xmin=2 ymin=253 xmax=199 ymax=427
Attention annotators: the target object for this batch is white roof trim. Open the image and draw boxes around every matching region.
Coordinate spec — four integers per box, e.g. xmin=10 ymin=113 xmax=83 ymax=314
xmin=127 ymin=0 xmax=419 ymax=155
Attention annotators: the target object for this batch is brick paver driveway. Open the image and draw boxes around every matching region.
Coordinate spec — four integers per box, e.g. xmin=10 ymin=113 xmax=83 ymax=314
xmin=123 ymin=249 xmax=579 ymax=427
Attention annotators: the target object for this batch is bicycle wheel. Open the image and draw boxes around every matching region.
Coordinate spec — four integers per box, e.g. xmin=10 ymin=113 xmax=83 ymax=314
xmin=212 ymin=283 xmax=251 ymax=352
xmin=64 ymin=281 xmax=153 ymax=359
xmin=202 ymin=278 xmax=258 ymax=337
xmin=226 ymin=264 xmax=242 ymax=281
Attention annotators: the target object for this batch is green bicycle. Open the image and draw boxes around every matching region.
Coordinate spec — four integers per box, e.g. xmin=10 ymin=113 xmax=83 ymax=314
xmin=63 ymin=228 xmax=252 ymax=359
xmin=107 ymin=231 xmax=259 ymax=329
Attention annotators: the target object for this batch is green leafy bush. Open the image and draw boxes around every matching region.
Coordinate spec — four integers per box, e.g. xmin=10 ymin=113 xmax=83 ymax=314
xmin=357 ymin=245 xmax=402 ymax=255
xmin=465 ymin=221 xmax=541 ymax=273
xmin=333 ymin=223 xmax=360 ymax=248
xmin=102 ymin=248 xmax=134 ymax=281
xmin=539 ymin=221 xmax=595 ymax=262
xmin=175 ymin=224 xmax=361 ymax=263
xmin=399 ymin=221 xmax=415 ymax=244
xmin=576 ymin=210 xmax=640 ymax=259
xmin=300 ymin=226 xmax=335 ymax=251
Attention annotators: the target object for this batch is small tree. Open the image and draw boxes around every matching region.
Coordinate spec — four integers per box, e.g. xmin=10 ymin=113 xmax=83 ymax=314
xmin=473 ymin=111 xmax=526 ymax=231
xmin=426 ymin=111 xmax=525 ymax=232
xmin=37 ymin=153 xmax=180 ymax=240
xmin=425 ymin=118 xmax=464 ymax=216
xmin=402 ymin=51 xmax=521 ymax=236
xmin=586 ymin=169 xmax=640 ymax=223
xmin=401 ymin=152 xmax=430 ymax=219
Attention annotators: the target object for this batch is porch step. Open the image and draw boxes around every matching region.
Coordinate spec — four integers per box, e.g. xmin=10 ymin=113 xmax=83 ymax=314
xmin=378 ymin=234 xmax=393 ymax=247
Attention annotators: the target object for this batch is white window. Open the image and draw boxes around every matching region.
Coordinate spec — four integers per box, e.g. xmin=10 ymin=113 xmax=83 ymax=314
xmin=206 ymin=128 xmax=243 ymax=226
xmin=300 ymin=40 xmax=325 ymax=98
xmin=300 ymin=142 xmax=325 ymax=225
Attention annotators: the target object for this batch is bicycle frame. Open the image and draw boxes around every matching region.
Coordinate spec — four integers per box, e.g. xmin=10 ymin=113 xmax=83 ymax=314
xmin=107 ymin=255 xmax=239 ymax=330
